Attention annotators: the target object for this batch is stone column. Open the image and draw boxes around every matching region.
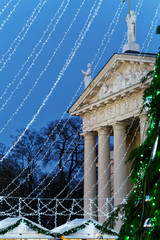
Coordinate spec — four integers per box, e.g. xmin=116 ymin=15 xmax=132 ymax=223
xmin=84 ymin=132 xmax=97 ymax=220
xmin=98 ymin=127 xmax=111 ymax=224
xmin=113 ymin=122 xmax=128 ymax=231
xmin=140 ymin=114 xmax=148 ymax=143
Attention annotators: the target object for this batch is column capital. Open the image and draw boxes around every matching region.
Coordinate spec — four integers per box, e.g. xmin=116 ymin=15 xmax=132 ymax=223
xmin=113 ymin=121 xmax=127 ymax=130
xmin=82 ymin=131 xmax=97 ymax=139
xmin=97 ymin=126 xmax=110 ymax=135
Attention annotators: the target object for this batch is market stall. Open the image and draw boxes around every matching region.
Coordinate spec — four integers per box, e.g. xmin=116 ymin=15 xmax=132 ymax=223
xmin=52 ymin=219 xmax=118 ymax=240
xmin=0 ymin=217 xmax=55 ymax=239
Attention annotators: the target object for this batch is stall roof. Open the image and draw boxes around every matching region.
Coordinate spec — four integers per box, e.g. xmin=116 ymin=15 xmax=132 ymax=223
xmin=0 ymin=217 xmax=55 ymax=239
xmin=51 ymin=219 xmax=118 ymax=239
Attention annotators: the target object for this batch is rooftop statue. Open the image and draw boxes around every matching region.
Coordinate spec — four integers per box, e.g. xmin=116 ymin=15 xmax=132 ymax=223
xmin=126 ymin=10 xmax=136 ymax=43
xmin=82 ymin=63 xmax=92 ymax=89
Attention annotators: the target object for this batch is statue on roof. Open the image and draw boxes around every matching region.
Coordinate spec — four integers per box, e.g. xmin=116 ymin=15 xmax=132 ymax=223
xmin=126 ymin=10 xmax=136 ymax=43
xmin=82 ymin=63 xmax=92 ymax=89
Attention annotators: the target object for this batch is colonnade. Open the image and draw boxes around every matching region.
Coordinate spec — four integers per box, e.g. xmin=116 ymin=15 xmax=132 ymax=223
xmin=83 ymin=114 xmax=148 ymax=227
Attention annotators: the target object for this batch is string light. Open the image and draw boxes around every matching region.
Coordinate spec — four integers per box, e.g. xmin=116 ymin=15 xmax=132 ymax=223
xmin=0 ymin=0 xmax=47 ymax=70
xmin=0 ymin=0 xmax=156 ymax=225
xmin=0 ymin=0 xmax=21 ymax=31
xmin=0 ymin=0 xmax=104 ymax=162
xmin=0 ymin=0 xmax=67 ymax=101
xmin=0 ymin=0 xmax=13 ymax=16
xmin=92 ymin=2 xmax=125 ymax=74
xmin=0 ymin=0 xmax=98 ymax=135
xmin=91 ymin=1 xmax=123 ymax=66
xmin=0 ymin=2 xmax=149 ymax=217
xmin=0 ymin=0 xmax=70 ymax=111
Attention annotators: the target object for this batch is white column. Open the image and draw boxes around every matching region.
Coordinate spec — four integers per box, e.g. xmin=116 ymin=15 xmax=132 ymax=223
xmin=113 ymin=122 xmax=128 ymax=231
xmin=98 ymin=128 xmax=111 ymax=224
xmin=140 ymin=114 xmax=148 ymax=143
xmin=84 ymin=132 xmax=97 ymax=220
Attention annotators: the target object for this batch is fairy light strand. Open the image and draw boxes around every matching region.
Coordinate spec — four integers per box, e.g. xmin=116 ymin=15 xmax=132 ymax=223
xmin=0 ymin=0 xmax=46 ymax=70
xmin=0 ymin=0 xmax=149 ymax=204
xmin=0 ymin=0 xmax=21 ymax=31
xmin=0 ymin=0 xmax=13 ymax=16
xmin=0 ymin=0 xmax=103 ymax=162
xmin=0 ymin=0 xmax=67 ymax=101
xmin=0 ymin=0 xmax=70 ymax=111
xmin=0 ymin=0 xmax=156 ymax=220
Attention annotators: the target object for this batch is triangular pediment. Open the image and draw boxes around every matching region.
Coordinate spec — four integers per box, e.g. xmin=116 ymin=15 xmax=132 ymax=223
xmin=93 ymin=64 xmax=149 ymax=102
xmin=69 ymin=53 xmax=155 ymax=116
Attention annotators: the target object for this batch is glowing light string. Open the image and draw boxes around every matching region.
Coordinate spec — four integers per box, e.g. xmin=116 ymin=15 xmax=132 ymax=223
xmin=0 ymin=0 xmax=70 ymax=111
xmin=91 ymin=1 xmax=123 ymax=66
xmin=0 ymin=0 xmax=46 ymax=70
xmin=140 ymin=2 xmax=160 ymax=53
xmin=0 ymin=0 xmax=67 ymax=101
xmin=0 ymin=0 xmax=103 ymax=162
xmin=0 ymin=0 xmax=21 ymax=31
xmin=0 ymin=0 xmax=154 ymax=218
xmin=1 ymin=1 xmax=124 ymax=197
xmin=0 ymin=0 xmax=89 ymax=193
xmin=0 ymin=82 xmax=84 ymax=195
xmin=0 ymin=0 xmax=148 ymax=201
xmin=1 ymin=1 xmax=150 ymax=204
xmin=92 ymin=1 xmax=125 ymax=74
xmin=0 ymin=0 xmax=13 ymax=17
xmin=92 ymin=0 xmax=143 ymax=75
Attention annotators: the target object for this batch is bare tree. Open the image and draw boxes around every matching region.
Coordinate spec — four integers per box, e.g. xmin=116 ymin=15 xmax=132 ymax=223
xmin=41 ymin=117 xmax=84 ymax=197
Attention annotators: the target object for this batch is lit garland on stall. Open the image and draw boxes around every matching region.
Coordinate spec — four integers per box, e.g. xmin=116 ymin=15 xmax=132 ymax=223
xmin=0 ymin=217 xmax=55 ymax=237
xmin=57 ymin=220 xmax=102 ymax=238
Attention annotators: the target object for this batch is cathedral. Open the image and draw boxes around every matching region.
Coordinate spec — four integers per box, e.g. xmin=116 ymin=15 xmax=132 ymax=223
xmin=69 ymin=9 xmax=156 ymax=230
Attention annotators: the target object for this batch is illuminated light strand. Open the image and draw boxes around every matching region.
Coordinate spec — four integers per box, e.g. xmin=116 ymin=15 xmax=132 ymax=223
xmin=65 ymin=117 xmax=136 ymax=204
xmin=0 ymin=0 xmax=103 ymax=162
xmin=2 ymin=15 xmax=150 ymax=216
xmin=0 ymin=0 xmax=13 ymax=16
xmin=0 ymin=120 xmax=143 ymax=219
xmin=99 ymin=123 xmax=140 ymax=203
xmin=0 ymin=0 xmax=152 ymax=216
xmin=0 ymin=0 xmax=88 ymax=190
xmin=0 ymin=81 xmax=84 ymax=195
xmin=2 ymin=79 xmax=151 ymax=216
xmin=91 ymin=1 xmax=123 ymax=66
xmin=0 ymin=196 xmax=125 ymax=218
xmin=141 ymin=2 xmax=160 ymax=54
xmin=66 ymin=0 xmax=154 ymax=197
xmin=92 ymin=1 xmax=125 ymax=74
xmin=0 ymin=0 xmax=156 ymax=219
xmin=40 ymin=108 xmax=139 ymax=215
xmin=1 ymin=0 xmax=146 ymax=205
xmin=0 ymin=0 xmax=47 ymax=70
xmin=0 ymin=0 xmax=141 ymax=160
xmin=56 ymin=4 xmax=156 ymax=206
xmin=2 ymin=126 xmax=84 ymax=215
xmin=0 ymin=0 xmax=97 ymax=133
xmin=0 ymin=0 xmax=70 ymax=111
xmin=0 ymin=0 xmax=21 ymax=31
xmin=0 ymin=0 xmax=67 ymax=101
xmin=92 ymin=0 xmax=143 ymax=75
xmin=106 ymin=185 xmax=135 ymax=219
xmin=5 ymin=125 xmax=83 ymax=198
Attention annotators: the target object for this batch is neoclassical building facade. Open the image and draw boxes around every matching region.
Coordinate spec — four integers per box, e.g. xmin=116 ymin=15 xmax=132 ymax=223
xmin=69 ymin=52 xmax=155 ymax=223
xmin=69 ymin=10 xmax=156 ymax=230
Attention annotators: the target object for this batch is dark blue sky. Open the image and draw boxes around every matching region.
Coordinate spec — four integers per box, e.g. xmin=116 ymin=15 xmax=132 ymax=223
xmin=0 ymin=0 xmax=159 ymax=147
